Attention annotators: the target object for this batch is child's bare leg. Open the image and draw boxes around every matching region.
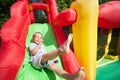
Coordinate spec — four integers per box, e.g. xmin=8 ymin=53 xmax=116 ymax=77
xmin=41 ymin=34 xmax=73 ymax=64
xmin=58 ymin=33 xmax=73 ymax=54
xmin=41 ymin=50 xmax=60 ymax=64
xmin=50 ymin=63 xmax=86 ymax=80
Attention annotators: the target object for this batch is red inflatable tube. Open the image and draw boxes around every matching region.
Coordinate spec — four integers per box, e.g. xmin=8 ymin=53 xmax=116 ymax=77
xmin=53 ymin=9 xmax=77 ymax=27
xmin=45 ymin=0 xmax=58 ymax=23
xmin=30 ymin=3 xmax=48 ymax=11
xmin=98 ymin=1 xmax=120 ymax=29
xmin=51 ymin=26 xmax=80 ymax=74
xmin=45 ymin=0 xmax=80 ymax=74
xmin=0 ymin=1 xmax=31 ymax=80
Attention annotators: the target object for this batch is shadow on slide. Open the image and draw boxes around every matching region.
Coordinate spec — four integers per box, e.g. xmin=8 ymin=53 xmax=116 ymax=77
xmin=16 ymin=23 xmax=64 ymax=80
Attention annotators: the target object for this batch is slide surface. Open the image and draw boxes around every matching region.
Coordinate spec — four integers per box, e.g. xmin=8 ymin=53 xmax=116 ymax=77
xmin=16 ymin=23 xmax=64 ymax=80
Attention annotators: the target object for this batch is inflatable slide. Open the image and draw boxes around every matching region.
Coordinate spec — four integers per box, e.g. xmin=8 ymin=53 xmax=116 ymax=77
xmin=6 ymin=0 xmax=120 ymax=80
xmin=16 ymin=23 xmax=64 ymax=80
xmin=0 ymin=0 xmax=98 ymax=80
xmin=1 ymin=0 xmax=120 ymax=80
xmin=0 ymin=0 xmax=82 ymax=80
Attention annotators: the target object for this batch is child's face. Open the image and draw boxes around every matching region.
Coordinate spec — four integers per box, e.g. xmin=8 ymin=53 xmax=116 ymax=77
xmin=33 ymin=33 xmax=43 ymax=44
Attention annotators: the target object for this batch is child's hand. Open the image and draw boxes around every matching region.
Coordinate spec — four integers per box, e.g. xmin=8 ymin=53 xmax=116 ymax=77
xmin=37 ymin=39 xmax=43 ymax=45
xmin=37 ymin=40 xmax=43 ymax=49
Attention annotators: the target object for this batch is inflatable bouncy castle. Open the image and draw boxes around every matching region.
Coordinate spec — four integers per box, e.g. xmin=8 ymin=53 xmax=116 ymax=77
xmin=97 ymin=1 xmax=120 ymax=80
xmin=0 ymin=0 xmax=98 ymax=80
xmin=0 ymin=0 xmax=120 ymax=80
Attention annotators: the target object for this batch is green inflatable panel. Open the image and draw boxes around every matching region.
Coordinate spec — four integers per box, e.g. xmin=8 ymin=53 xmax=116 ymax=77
xmin=96 ymin=60 xmax=120 ymax=80
xmin=16 ymin=23 xmax=64 ymax=80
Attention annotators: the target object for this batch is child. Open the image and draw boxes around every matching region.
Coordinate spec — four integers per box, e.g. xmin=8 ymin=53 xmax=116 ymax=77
xmin=29 ymin=32 xmax=86 ymax=80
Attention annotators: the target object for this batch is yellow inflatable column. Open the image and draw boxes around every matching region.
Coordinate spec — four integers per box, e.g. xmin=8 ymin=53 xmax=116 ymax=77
xmin=70 ymin=0 xmax=98 ymax=80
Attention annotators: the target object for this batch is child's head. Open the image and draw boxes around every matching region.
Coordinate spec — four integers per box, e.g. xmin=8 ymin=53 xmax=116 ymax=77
xmin=32 ymin=32 xmax=43 ymax=44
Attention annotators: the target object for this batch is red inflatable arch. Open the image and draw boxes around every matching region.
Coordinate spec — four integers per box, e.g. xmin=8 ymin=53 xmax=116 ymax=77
xmin=98 ymin=1 xmax=120 ymax=29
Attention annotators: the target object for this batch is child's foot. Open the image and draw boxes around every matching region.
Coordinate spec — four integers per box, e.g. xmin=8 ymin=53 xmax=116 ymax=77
xmin=73 ymin=67 xmax=86 ymax=80
xmin=58 ymin=33 xmax=73 ymax=54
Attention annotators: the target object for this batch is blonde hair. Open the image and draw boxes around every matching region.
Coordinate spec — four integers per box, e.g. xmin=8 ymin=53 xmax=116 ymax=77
xmin=33 ymin=32 xmax=42 ymax=37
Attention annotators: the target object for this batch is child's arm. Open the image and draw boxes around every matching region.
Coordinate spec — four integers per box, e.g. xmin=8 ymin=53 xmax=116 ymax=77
xmin=30 ymin=43 xmax=42 ymax=56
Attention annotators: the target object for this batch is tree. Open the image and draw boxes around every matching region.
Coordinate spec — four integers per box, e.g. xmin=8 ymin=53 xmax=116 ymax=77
xmin=0 ymin=0 xmax=16 ymax=27
xmin=56 ymin=0 xmax=73 ymax=12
